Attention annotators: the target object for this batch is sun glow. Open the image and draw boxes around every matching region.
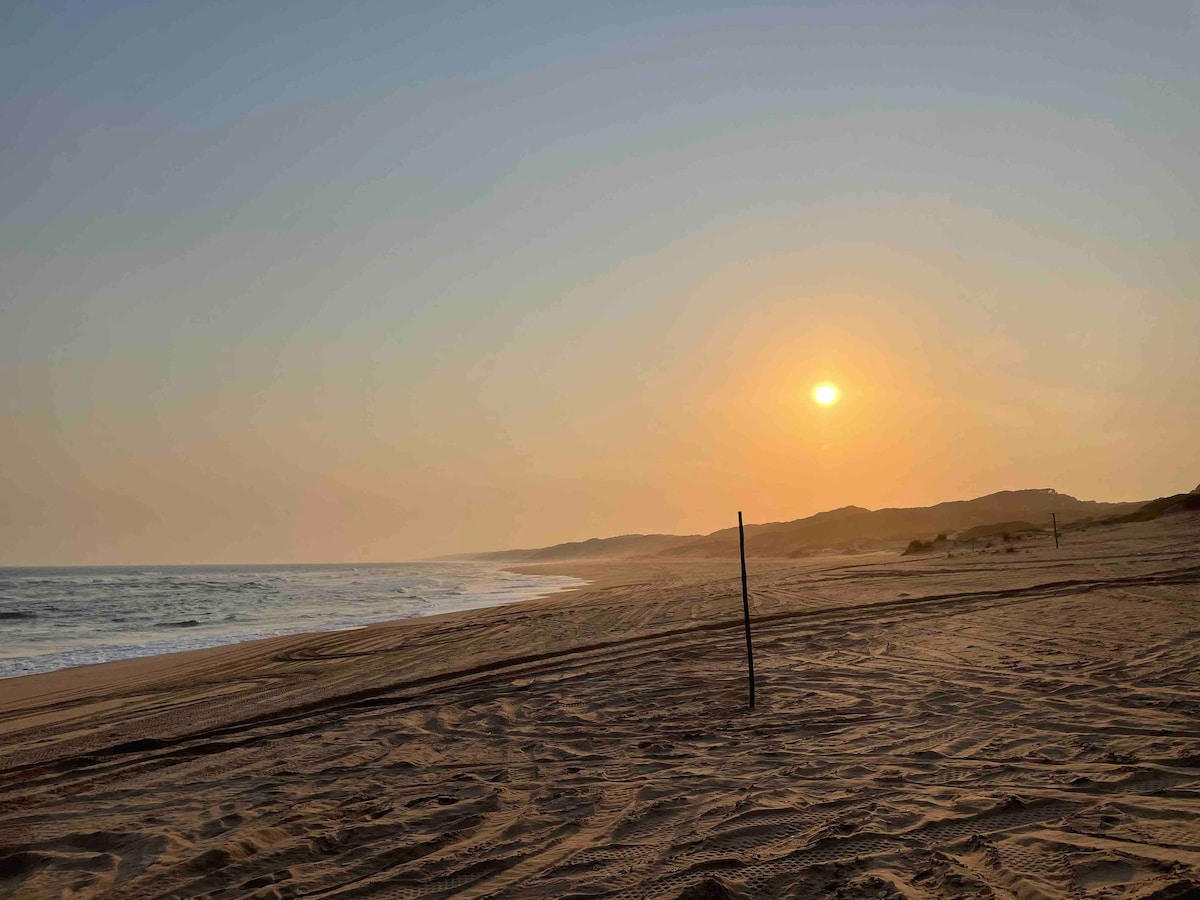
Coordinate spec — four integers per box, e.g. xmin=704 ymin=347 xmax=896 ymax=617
xmin=813 ymin=383 xmax=839 ymax=406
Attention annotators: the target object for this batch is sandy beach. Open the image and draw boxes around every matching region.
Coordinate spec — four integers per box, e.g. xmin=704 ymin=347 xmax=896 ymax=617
xmin=1 ymin=515 xmax=1198 ymax=898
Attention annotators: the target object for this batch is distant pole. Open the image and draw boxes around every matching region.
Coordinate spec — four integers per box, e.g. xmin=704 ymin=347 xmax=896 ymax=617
xmin=971 ymin=538 xmax=976 ymax=554
xmin=1051 ymin=513 xmax=1059 ymax=549
xmin=738 ymin=511 xmax=756 ymax=710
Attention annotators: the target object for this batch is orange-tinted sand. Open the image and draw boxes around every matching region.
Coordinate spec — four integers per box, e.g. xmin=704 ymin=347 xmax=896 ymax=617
xmin=1 ymin=516 xmax=1198 ymax=897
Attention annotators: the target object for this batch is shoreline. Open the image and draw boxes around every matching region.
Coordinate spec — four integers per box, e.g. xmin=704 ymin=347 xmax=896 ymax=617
xmin=0 ymin=561 xmax=586 ymax=685
xmin=0 ymin=556 xmax=750 ymax=750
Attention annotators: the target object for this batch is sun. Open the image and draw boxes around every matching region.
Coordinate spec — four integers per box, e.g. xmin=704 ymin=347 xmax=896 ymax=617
xmin=813 ymin=383 xmax=839 ymax=406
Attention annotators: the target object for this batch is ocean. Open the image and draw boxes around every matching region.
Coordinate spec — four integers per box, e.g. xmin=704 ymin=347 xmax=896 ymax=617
xmin=0 ymin=563 xmax=584 ymax=680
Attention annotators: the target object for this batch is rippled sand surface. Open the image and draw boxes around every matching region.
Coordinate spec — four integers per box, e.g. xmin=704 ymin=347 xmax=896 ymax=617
xmin=1 ymin=515 xmax=1198 ymax=898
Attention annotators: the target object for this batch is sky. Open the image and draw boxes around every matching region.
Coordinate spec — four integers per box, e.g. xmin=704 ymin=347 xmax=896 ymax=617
xmin=3 ymin=1 xmax=1198 ymax=564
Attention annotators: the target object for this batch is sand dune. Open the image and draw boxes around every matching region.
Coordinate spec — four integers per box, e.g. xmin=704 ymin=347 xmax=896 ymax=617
xmin=1 ymin=515 xmax=1199 ymax=897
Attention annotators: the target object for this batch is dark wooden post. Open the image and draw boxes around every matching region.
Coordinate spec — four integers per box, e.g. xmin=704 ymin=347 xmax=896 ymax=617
xmin=1051 ymin=513 xmax=1059 ymax=549
xmin=738 ymin=511 xmax=756 ymax=710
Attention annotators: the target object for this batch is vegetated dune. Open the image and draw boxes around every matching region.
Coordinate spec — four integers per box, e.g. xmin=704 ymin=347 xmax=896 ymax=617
xmin=1099 ymin=492 xmax=1200 ymax=525
xmin=956 ymin=520 xmax=1044 ymax=541
xmin=1 ymin=513 xmax=1198 ymax=898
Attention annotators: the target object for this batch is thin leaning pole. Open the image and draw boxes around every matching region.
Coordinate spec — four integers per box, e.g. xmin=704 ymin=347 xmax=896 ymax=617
xmin=1052 ymin=512 xmax=1059 ymax=549
xmin=738 ymin=511 xmax=756 ymax=710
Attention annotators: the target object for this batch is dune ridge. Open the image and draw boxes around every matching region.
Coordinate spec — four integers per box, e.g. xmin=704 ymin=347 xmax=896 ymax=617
xmin=455 ymin=488 xmax=1149 ymax=562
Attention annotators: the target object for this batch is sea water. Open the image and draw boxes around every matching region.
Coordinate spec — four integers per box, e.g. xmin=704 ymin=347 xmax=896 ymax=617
xmin=0 ymin=563 xmax=584 ymax=680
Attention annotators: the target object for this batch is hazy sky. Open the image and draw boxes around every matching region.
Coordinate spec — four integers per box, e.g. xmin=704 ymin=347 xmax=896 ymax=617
xmin=3 ymin=1 xmax=1198 ymax=564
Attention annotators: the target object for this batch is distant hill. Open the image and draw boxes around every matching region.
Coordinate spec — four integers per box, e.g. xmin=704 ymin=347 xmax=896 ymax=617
xmin=448 ymin=533 xmax=700 ymax=563
xmin=448 ymin=488 xmax=1154 ymax=561
xmin=657 ymin=489 xmax=1141 ymax=558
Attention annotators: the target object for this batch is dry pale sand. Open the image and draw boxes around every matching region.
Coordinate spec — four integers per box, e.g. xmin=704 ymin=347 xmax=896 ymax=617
xmin=1 ymin=516 xmax=1199 ymax=899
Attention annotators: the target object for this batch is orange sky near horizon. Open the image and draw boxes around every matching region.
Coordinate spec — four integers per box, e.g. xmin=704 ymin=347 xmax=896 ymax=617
xmin=8 ymin=238 xmax=1194 ymax=565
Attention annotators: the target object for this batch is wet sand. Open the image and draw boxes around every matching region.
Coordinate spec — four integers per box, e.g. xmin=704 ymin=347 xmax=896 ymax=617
xmin=1 ymin=515 xmax=1198 ymax=898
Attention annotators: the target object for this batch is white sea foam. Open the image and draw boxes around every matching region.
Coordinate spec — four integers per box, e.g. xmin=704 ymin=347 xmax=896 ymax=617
xmin=0 ymin=563 xmax=584 ymax=680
